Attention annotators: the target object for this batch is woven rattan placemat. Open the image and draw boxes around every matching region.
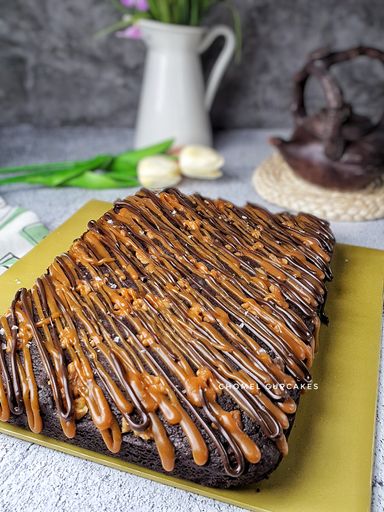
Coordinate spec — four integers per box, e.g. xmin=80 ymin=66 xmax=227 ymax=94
xmin=253 ymin=153 xmax=384 ymax=221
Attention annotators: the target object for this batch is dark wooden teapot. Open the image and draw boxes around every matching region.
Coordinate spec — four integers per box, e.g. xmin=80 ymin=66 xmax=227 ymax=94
xmin=270 ymin=46 xmax=384 ymax=190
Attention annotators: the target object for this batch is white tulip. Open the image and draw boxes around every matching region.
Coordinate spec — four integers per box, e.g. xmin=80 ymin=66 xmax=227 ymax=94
xmin=137 ymin=155 xmax=182 ymax=189
xmin=179 ymin=145 xmax=224 ymax=180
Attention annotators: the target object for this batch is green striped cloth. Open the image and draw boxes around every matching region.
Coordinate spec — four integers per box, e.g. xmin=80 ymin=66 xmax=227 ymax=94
xmin=0 ymin=197 xmax=49 ymax=275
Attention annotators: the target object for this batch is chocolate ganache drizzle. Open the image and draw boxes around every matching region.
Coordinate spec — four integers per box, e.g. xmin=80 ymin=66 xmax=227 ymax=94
xmin=0 ymin=189 xmax=334 ymax=476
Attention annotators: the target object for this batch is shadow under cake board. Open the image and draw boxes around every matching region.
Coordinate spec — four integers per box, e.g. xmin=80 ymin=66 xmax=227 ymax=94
xmin=0 ymin=200 xmax=383 ymax=512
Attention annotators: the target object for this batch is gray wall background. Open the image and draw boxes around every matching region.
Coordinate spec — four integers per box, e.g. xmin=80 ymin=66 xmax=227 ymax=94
xmin=1 ymin=0 xmax=383 ymax=129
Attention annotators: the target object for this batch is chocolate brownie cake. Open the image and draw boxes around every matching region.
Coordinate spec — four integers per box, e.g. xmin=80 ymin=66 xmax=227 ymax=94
xmin=0 ymin=188 xmax=334 ymax=488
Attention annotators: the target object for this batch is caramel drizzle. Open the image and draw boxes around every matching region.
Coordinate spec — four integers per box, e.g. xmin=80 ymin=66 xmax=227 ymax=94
xmin=0 ymin=189 xmax=334 ymax=477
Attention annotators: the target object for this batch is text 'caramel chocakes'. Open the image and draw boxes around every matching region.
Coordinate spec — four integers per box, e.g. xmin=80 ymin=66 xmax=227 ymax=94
xmin=0 ymin=188 xmax=334 ymax=488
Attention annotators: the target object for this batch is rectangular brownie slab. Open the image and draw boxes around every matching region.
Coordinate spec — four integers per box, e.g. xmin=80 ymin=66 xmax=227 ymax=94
xmin=0 ymin=189 xmax=334 ymax=488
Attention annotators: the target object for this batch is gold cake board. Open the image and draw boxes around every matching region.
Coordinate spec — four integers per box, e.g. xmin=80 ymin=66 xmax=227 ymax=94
xmin=253 ymin=153 xmax=384 ymax=221
xmin=0 ymin=200 xmax=383 ymax=512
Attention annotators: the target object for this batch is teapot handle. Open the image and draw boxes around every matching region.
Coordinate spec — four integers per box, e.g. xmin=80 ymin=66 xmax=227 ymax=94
xmin=293 ymin=46 xmax=384 ymax=160
xmin=199 ymin=25 xmax=236 ymax=111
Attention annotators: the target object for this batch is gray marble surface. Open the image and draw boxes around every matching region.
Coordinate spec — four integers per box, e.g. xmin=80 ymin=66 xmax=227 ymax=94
xmin=0 ymin=126 xmax=382 ymax=512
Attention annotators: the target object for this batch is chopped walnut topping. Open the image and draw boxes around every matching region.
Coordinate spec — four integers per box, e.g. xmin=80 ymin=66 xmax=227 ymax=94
xmin=121 ymin=417 xmax=130 ymax=434
xmin=74 ymin=397 xmax=88 ymax=420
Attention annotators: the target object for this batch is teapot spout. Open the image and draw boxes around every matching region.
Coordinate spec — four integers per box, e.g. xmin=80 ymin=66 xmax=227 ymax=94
xmin=269 ymin=136 xmax=286 ymax=148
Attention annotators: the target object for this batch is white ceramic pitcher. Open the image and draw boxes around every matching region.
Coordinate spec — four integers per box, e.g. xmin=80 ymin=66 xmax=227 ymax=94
xmin=134 ymin=19 xmax=236 ymax=148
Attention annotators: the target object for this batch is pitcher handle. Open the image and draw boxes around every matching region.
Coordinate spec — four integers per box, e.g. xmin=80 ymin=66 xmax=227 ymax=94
xmin=199 ymin=25 xmax=236 ymax=111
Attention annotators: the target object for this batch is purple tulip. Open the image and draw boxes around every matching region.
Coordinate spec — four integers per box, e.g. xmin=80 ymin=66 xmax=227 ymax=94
xmin=136 ymin=0 xmax=149 ymax=11
xmin=116 ymin=25 xmax=142 ymax=39
xmin=120 ymin=0 xmax=148 ymax=10
xmin=120 ymin=0 xmax=136 ymax=7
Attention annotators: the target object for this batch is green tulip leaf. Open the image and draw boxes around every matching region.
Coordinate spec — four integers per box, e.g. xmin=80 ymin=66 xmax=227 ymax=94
xmin=108 ymin=139 xmax=173 ymax=175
